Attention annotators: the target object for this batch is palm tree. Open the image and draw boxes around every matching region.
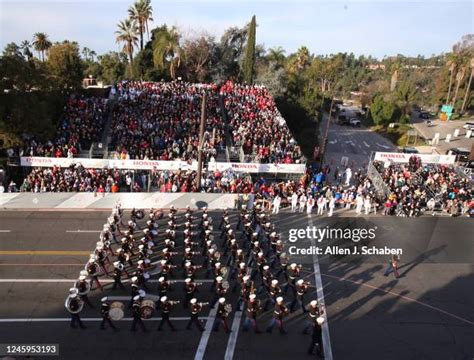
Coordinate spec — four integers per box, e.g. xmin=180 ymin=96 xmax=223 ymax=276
xmin=446 ymin=58 xmax=457 ymax=104
xmin=460 ymin=58 xmax=474 ymax=114
xmin=451 ymin=66 xmax=466 ymax=111
xmin=90 ymin=50 xmax=97 ymax=62
xmin=153 ymin=26 xmax=182 ymax=79
xmin=128 ymin=0 xmax=153 ymax=51
xmin=32 ymin=32 xmax=52 ymax=61
xmin=390 ymin=62 xmax=401 ymax=92
xmin=267 ymin=46 xmax=286 ymax=67
xmin=82 ymin=47 xmax=91 ymax=61
xmin=115 ymin=19 xmax=139 ymax=64
xmin=20 ymin=40 xmax=33 ymax=60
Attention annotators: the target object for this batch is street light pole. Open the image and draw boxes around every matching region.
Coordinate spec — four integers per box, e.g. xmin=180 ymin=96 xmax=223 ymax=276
xmin=196 ymin=91 xmax=207 ymax=191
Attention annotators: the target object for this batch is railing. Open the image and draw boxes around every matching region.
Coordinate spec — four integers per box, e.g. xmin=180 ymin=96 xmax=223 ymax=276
xmin=88 ymin=143 xmax=95 ymax=159
xmin=366 ymin=161 xmax=390 ymax=199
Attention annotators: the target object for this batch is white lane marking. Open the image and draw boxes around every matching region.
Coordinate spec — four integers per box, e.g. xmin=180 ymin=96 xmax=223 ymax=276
xmin=0 ymin=279 xmax=213 ymax=284
xmin=363 ymin=141 xmax=370 ymax=148
xmin=0 ymin=230 xmax=11 ymax=233
xmin=0 ymin=317 xmax=208 ymax=322
xmin=328 ymin=140 xmax=337 ymax=144
xmin=376 ymin=143 xmax=391 ymax=149
xmin=224 ymin=310 xmax=243 ymax=360
xmin=308 ymin=218 xmax=333 ymax=360
xmin=195 ymin=269 xmax=230 ymax=359
xmin=66 ymin=230 xmax=101 ymax=233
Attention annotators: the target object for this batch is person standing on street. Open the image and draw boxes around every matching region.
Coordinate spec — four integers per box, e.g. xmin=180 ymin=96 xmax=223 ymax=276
xmin=384 ymin=254 xmax=400 ymax=278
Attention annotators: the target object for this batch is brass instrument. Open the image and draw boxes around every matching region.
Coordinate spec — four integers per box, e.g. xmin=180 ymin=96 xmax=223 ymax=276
xmin=65 ymin=296 xmax=84 ymax=314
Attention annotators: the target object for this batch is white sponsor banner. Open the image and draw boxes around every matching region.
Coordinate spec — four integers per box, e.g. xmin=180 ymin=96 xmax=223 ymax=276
xmin=20 ymin=157 xmax=306 ymax=173
xmin=20 ymin=157 xmax=197 ymax=171
xmin=373 ymin=152 xmax=456 ymax=165
xmin=208 ymin=162 xmax=306 ymax=174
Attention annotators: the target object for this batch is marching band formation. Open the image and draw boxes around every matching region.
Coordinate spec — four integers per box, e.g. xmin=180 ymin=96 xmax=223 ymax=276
xmin=64 ymin=204 xmax=326 ymax=357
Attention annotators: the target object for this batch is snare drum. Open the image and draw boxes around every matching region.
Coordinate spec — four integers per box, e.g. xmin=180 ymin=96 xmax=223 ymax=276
xmin=109 ymin=301 xmax=125 ymax=320
xmin=140 ymin=299 xmax=156 ymax=319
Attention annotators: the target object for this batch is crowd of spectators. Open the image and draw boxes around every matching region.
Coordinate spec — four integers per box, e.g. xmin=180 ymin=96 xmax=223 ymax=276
xmin=10 ymin=96 xmax=108 ymax=159
xmin=374 ymin=159 xmax=473 ymax=217
xmin=110 ymin=81 xmax=224 ymax=162
xmin=220 ymin=81 xmax=304 ymax=164
xmin=18 ymin=165 xmax=136 ymax=193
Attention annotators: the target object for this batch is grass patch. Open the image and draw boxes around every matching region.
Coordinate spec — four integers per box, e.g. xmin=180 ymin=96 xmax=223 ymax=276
xmin=371 ymin=124 xmax=426 ymax=147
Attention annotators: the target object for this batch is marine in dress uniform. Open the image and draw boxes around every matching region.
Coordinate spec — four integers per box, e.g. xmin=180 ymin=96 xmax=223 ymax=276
xmin=100 ymin=297 xmax=118 ymax=331
xmin=158 ymin=296 xmax=179 ymax=331
xmin=186 ymin=298 xmax=208 ymax=332
xmin=131 ymin=295 xmax=148 ymax=332
xmin=212 ymin=297 xmax=232 ymax=333
xmin=266 ymin=297 xmax=289 ymax=334
xmin=242 ymin=294 xmax=262 ymax=333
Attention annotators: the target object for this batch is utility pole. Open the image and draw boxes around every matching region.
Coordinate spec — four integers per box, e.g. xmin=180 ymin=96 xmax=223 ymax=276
xmin=196 ymin=91 xmax=207 ymax=191
xmin=318 ymin=97 xmax=335 ymax=168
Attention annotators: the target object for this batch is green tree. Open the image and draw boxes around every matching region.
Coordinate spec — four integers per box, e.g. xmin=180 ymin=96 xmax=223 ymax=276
xmin=20 ymin=40 xmax=33 ymax=60
xmin=152 ymin=26 xmax=182 ymax=79
xmin=182 ymin=35 xmax=216 ymax=82
xmin=97 ymin=52 xmax=127 ymax=84
xmin=266 ymin=46 xmax=286 ymax=68
xmin=395 ymin=81 xmax=416 ymax=117
xmin=32 ymin=32 xmax=52 ymax=61
xmin=128 ymin=0 xmax=154 ymax=51
xmin=2 ymin=42 xmax=22 ymax=58
xmin=242 ymin=15 xmax=256 ymax=83
xmin=370 ymin=95 xmax=401 ymax=125
xmin=47 ymin=41 xmax=83 ymax=89
xmin=115 ymin=18 xmax=139 ymax=65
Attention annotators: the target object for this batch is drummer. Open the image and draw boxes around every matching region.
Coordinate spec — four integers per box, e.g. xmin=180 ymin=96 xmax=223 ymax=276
xmin=131 ymin=295 xmax=148 ymax=333
xmin=100 ymin=297 xmax=118 ymax=331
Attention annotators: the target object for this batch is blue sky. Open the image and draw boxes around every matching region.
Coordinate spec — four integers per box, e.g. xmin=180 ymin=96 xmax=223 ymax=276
xmin=0 ymin=0 xmax=472 ymax=59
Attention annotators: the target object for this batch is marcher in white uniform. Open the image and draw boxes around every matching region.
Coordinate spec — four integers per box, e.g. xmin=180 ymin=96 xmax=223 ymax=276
xmin=317 ymin=196 xmax=327 ymax=215
xmin=328 ymin=197 xmax=336 ymax=217
xmin=272 ymin=195 xmax=281 ymax=214
xmin=306 ymin=196 xmax=314 ymax=215
xmin=355 ymin=194 xmax=364 ymax=215
xmin=345 ymin=167 xmax=352 ymax=186
xmin=299 ymin=193 xmax=307 ymax=213
xmin=291 ymin=193 xmax=298 ymax=213
xmin=364 ymin=196 xmax=372 ymax=215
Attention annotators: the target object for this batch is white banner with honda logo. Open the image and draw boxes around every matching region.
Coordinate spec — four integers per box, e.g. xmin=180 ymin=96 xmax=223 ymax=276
xmin=20 ymin=157 xmax=197 ymax=171
xmin=373 ymin=152 xmax=455 ymax=164
xmin=20 ymin=157 xmax=306 ymax=173
xmin=208 ymin=161 xmax=306 ymax=174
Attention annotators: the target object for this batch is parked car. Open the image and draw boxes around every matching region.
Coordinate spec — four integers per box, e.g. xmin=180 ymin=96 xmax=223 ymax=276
xmin=462 ymin=122 xmax=474 ymax=131
xmin=446 ymin=147 xmax=470 ymax=163
xmin=399 ymin=147 xmax=419 ymax=154
xmin=337 ymin=115 xmax=349 ymax=125
xmin=419 ymin=112 xmax=431 ymax=119
xmin=349 ymin=118 xmax=361 ymax=127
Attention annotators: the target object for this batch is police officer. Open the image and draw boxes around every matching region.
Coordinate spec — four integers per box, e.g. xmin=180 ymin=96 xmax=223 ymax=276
xmin=213 ymin=297 xmax=231 ymax=333
xmin=131 ymin=295 xmax=148 ymax=332
xmin=100 ymin=297 xmax=118 ymax=331
xmin=266 ymin=296 xmax=289 ymax=334
xmin=158 ymin=296 xmax=179 ymax=331
xmin=186 ymin=298 xmax=208 ymax=332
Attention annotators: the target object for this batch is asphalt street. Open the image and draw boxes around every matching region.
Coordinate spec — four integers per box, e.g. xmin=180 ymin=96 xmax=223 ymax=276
xmin=321 ymin=114 xmax=397 ymax=172
xmin=0 ymin=209 xmax=473 ymax=360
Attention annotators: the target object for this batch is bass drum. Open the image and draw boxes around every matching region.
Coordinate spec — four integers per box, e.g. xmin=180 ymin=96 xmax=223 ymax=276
xmin=140 ymin=299 xmax=156 ymax=319
xmin=109 ymin=301 xmax=125 ymax=320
